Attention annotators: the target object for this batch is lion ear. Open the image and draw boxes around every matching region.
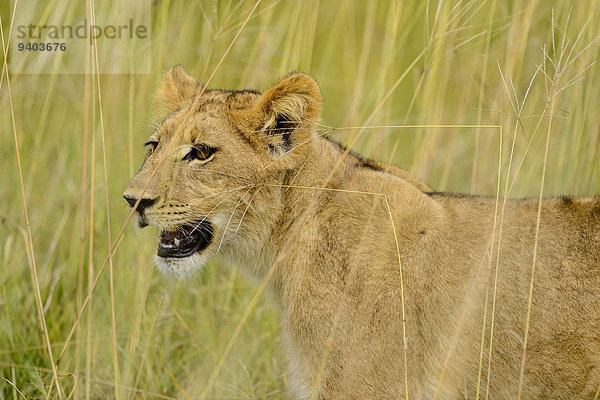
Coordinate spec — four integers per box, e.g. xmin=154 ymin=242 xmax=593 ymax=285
xmin=153 ymin=65 xmax=201 ymax=119
xmin=250 ymin=72 xmax=322 ymax=155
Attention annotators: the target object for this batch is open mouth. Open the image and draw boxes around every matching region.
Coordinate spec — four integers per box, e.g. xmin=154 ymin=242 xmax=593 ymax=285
xmin=157 ymin=220 xmax=213 ymax=258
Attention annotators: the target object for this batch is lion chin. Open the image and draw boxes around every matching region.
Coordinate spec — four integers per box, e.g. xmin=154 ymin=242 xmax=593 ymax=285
xmin=154 ymin=252 xmax=210 ymax=280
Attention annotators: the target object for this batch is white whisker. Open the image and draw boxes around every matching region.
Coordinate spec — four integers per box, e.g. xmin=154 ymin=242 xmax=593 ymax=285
xmin=217 ymin=187 xmax=253 ymax=252
xmin=235 ymin=187 xmax=261 ymax=234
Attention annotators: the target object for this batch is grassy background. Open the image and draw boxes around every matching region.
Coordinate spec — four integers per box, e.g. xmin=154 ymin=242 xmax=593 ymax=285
xmin=1 ymin=0 xmax=599 ymax=398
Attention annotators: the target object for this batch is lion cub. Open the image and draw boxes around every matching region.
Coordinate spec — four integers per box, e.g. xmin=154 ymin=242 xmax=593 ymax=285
xmin=124 ymin=66 xmax=600 ymax=399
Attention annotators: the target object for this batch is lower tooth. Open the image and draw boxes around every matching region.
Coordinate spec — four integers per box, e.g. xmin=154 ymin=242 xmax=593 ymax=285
xmin=174 ymin=238 xmax=180 ymax=247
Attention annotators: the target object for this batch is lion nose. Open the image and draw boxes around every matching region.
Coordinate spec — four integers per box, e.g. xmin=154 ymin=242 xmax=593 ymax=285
xmin=123 ymin=195 xmax=157 ymax=214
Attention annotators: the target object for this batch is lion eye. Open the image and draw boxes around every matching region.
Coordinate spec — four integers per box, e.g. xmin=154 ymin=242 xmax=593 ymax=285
xmin=183 ymin=143 xmax=216 ymax=162
xmin=144 ymin=140 xmax=158 ymax=152
xmin=144 ymin=140 xmax=158 ymax=158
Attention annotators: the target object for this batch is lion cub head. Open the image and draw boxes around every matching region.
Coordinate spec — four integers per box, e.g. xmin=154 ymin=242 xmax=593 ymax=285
xmin=123 ymin=66 xmax=322 ymax=279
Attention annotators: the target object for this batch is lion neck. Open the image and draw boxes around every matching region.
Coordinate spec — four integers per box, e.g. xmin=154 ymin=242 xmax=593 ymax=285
xmin=223 ymin=134 xmax=356 ymax=301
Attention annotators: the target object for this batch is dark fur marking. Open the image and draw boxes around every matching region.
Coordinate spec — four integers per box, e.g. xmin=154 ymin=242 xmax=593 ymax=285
xmin=360 ymin=158 xmax=385 ymax=171
xmin=426 ymin=192 xmax=503 ymax=203
xmin=209 ymin=88 xmax=261 ymax=95
xmin=560 ymin=195 xmax=574 ymax=206
xmin=237 ymin=89 xmax=261 ymax=95
xmin=426 ymin=191 xmax=475 ymax=198
xmin=324 ymin=136 xmax=384 ymax=172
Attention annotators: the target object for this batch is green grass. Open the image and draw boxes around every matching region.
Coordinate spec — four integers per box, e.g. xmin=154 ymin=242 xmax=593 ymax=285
xmin=1 ymin=0 xmax=599 ymax=398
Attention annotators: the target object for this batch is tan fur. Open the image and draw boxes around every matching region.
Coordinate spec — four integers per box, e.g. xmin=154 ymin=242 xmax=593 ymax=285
xmin=124 ymin=66 xmax=600 ymax=399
